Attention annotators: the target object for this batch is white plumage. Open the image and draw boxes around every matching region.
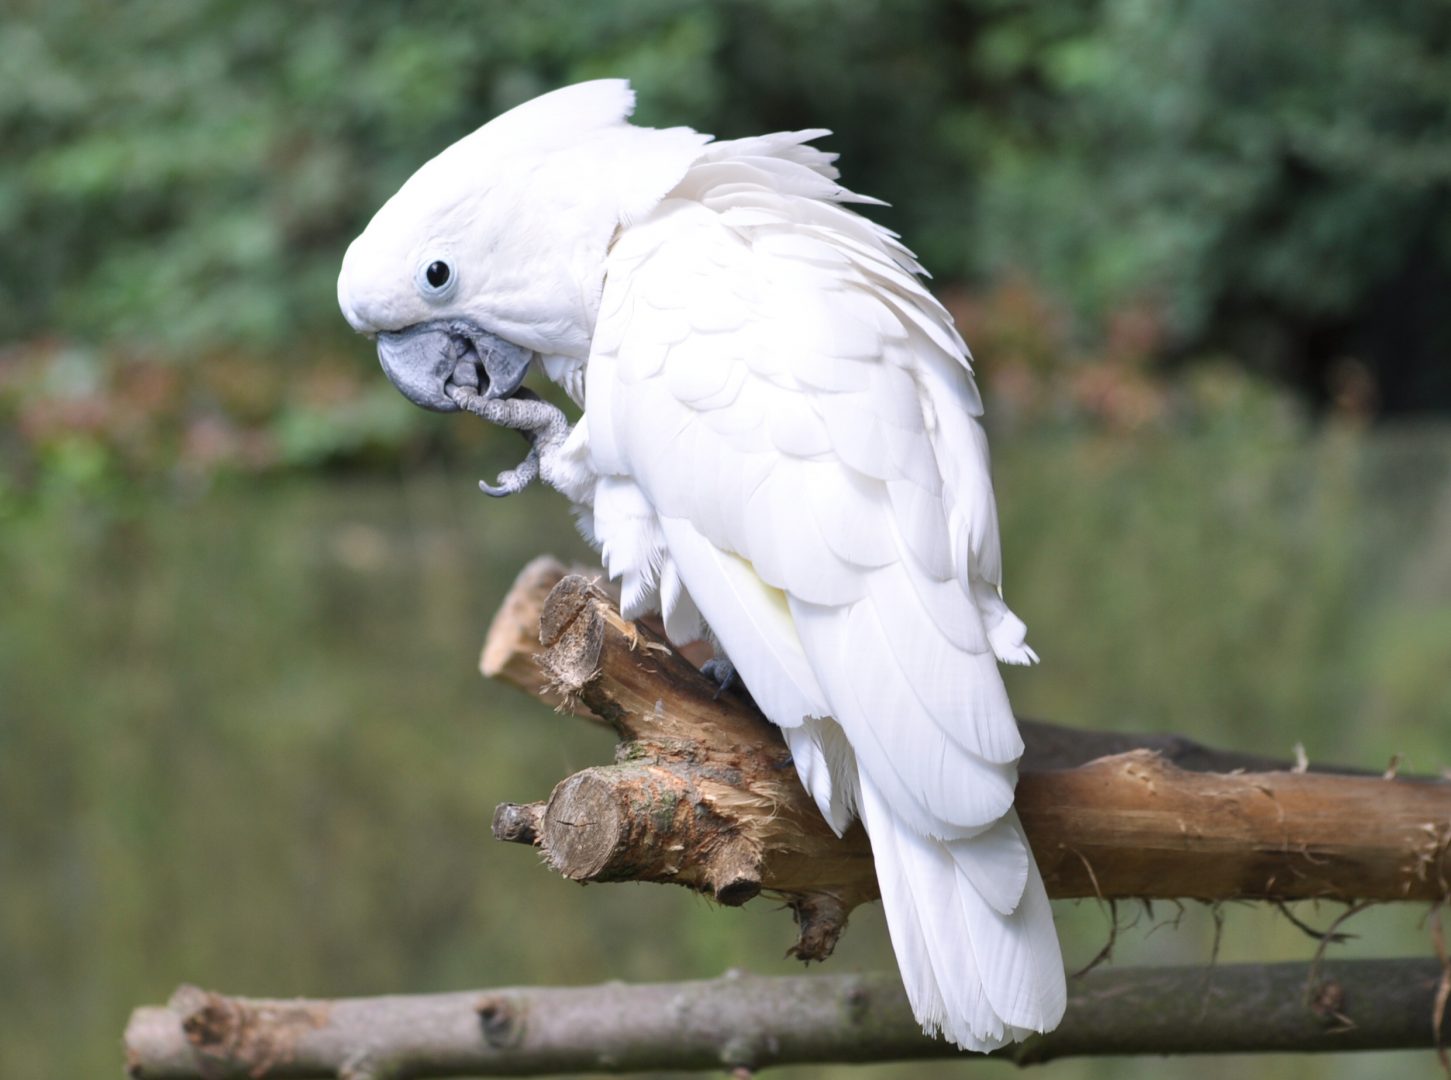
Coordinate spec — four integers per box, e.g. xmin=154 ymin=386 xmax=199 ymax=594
xmin=338 ymin=79 xmax=1066 ymax=1051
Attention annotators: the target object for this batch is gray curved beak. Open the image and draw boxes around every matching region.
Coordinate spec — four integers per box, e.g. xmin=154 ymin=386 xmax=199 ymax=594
xmin=376 ymin=321 xmax=533 ymax=412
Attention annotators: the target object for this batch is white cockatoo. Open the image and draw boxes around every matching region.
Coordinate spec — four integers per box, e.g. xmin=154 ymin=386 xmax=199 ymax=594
xmin=338 ymin=80 xmax=1065 ymax=1051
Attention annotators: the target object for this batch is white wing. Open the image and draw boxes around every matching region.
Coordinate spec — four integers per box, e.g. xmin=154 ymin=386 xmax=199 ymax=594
xmin=582 ymin=136 xmax=1064 ymax=1048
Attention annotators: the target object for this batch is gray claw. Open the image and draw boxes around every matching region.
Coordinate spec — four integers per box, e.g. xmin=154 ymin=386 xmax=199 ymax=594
xmin=479 ymin=450 xmax=540 ymax=497
xmin=702 ymin=656 xmax=757 ymax=707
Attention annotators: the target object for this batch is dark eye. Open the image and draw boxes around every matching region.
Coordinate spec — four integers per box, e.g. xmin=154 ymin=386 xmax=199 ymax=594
xmin=416 ymin=255 xmax=458 ymax=301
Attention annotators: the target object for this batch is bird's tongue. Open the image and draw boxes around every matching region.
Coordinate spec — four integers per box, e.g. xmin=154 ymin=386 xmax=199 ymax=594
xmin=444 ymin=339 xmax=481 ymax=394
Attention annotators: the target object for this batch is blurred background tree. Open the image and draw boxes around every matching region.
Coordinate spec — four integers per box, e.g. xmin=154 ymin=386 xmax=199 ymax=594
xmin=5 ymin=0 xmax=1450 ymax=501
xmin=2 ymin=2 xmax=1449 ymax=1078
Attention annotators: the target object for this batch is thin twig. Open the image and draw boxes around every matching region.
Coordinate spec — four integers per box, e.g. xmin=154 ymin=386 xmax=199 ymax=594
xmin=1304 ymin=900 xmax=1375 ymax=1004
xmin=1431 ymin=904 xmax=1451 ymax=1077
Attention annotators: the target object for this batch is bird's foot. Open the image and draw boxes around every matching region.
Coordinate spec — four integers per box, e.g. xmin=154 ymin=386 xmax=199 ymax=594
xmin=701 ymin=656 xmax=753 ymax=704
xmin=447 ymin=385 xmax=569 ymax=497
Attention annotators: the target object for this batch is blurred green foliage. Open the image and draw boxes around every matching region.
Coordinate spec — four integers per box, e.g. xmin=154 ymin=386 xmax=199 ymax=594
xmin=980 ymin=0 xmax=1451 ymax=411
xmin=4 ymin=0 xmax=1450 ymax=435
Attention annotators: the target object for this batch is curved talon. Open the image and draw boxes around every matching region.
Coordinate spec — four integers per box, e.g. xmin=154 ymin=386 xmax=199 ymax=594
xmin=479 ymin=449 xmax=541 ymax=497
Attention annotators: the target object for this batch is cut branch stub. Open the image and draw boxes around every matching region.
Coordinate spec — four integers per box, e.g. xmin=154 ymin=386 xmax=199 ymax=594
xmin=485 ymin=564 xmax=876 ymax=958
xmin=482 ymin=558 xmax=1451 ymax=963
xmin=491 ymin=802 xmax=542 ymax=846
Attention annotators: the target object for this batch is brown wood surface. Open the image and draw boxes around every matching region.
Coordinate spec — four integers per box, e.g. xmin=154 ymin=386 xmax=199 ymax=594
xmin=482 ymin=557 xmax=1451 ymax=958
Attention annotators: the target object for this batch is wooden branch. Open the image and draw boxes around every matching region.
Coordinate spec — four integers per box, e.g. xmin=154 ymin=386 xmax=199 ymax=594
xmin=480 ymin=558 xmax=1381 ymax=775
xmin=124 ymin=959 xmax=1449 ymax=1078
xmin=482 ymin=557 xmax=1451 ymax=960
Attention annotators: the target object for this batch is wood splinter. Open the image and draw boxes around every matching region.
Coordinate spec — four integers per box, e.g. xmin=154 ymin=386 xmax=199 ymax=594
xmin=482 ymin=557 xmax=1451 ymax=961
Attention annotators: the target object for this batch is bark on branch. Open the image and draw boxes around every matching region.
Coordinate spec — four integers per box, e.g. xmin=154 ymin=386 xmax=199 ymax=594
xmin=124 ymin=959 xmax=1449 ymax=1078
xmin=482 ymin=557 xmax=1451 ymax=960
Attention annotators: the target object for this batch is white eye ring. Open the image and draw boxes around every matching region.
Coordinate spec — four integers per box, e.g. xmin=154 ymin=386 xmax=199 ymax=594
xmin=415 ymin=256 xmax=458 ymax=302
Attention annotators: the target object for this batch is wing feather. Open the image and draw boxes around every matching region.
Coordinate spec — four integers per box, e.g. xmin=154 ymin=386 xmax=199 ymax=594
xmin=656 ymin=516 xmax=829 ymax=728
xmin=805 ymin=466 xmax=898 ymax=568
xmin=743 ymin=463 xmax=862 ymax=607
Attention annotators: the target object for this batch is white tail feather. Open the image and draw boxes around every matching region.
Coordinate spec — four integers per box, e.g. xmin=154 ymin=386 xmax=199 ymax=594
xmin=858 ymin=774 xmax=1066 ymax=1050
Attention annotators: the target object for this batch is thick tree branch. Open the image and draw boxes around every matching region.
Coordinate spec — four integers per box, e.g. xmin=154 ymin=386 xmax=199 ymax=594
xmin=479 ymin=557 xmax=1376 ymax=775
xmin=125 ymin=959 xmax=1449 ymax=1078
xmin=482 ymin=557 xmax=1451 ymax=960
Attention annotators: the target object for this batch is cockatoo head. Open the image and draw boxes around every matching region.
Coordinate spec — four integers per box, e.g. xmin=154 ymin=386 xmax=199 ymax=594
xmin=338 ymin=80 xmax=709 ymax=411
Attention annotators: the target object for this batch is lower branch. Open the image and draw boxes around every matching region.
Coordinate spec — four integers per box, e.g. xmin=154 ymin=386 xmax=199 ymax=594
xmin=125 ymin=959 xmax=1448 ymax=1078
